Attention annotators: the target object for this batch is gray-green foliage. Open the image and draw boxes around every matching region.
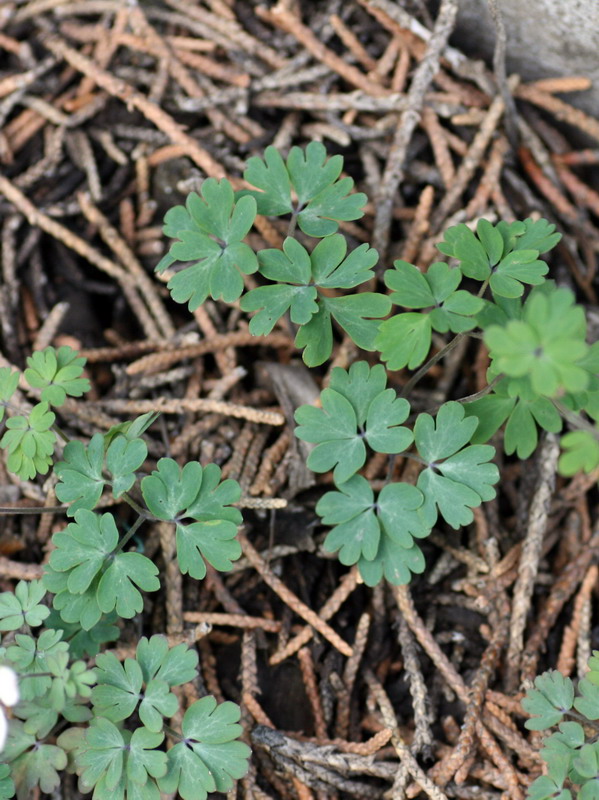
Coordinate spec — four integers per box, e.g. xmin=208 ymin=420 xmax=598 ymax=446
xmin=522 ymin=653 xmax=599 ymax=799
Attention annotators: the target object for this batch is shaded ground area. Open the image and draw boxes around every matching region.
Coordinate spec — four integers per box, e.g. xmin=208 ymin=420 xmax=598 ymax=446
xmin=1 ymin=1 xmax=599 ymax=798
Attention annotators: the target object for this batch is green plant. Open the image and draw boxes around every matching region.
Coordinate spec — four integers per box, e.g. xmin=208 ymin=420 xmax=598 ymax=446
xmin=0 ymin=349 xmax=250 ymax=798
xmin=1 ymin=141 xmax=598 ymax=797
xmin=522 ymin=653 xmax=599 ymax=799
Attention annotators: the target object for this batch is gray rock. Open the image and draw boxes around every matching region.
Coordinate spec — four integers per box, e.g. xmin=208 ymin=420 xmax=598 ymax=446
xmin=452 ymin=0 xmax=599 ymax=113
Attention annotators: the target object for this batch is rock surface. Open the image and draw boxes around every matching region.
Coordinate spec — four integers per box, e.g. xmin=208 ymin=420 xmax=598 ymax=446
xmin=453 ymin=0 xmax=599 ymax=113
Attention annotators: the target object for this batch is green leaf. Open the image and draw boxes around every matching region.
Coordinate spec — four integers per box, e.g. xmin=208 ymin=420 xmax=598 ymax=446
xmin=45 ymin=566 xmax=103 ymax=632
xmin=287 ymin=141 xmax=343 ymax=206
xmin=241 ymin=284 xmax=318 ymax=335
xmin=485 ymin=286 xmax=589 ymax=397
xmin=316 ymin=475 xmax=433 ymax=585
xmin=24 ymin=345 xmax=89 ymax=407
xmin=7 ymin=629 xmax=68 ymax=700
xmin=49 ymin=510 xmax=119 ymax=595
xmin=135 ymin=635 xmax=198 ymax=687
xmin=0 ymin=763 xmax=15 ymax=799
xmin=527 ymin=775 xmax=571 ymax=800
xmin=465 ymin=393 xmax=516 ymax=445
xmin=522 ymin=670 xmax=574 ymax=729
xmin=294 ymin=389 xmax=365 ymax=483
xmin=45 ymin=652 xmax=96 ymax=711
xmin=573 ymin=743 xmax=599 ymax=780
xmin=476 ymin=218 xmax=504 ymax=265
xmin=46 ymin=610 xmax=119 ymax=659
xmin=157 ymin=178 xmax=258 ymax=311
xmin=559 ymin=431 xmax=599 ymax=476
xmin=242 ymin=145 xmax=292 ymax=216
xmin=77 ymin=717 xmax=126 ymax=793
xmin=242 ymin=234 xmax=382 ymax=354
xmin=0 ymin=579 xmax=49 ymax=631
xmin=490 ymin=249 xmax=549 ymax=298
xmin=384 ymin=261 xmax=482 ymax=335
xmin=436 ymin=223 xmax=491 ymax=280
xmin=241 ymin=142 xmax=366 ymax=236
xmin=103 ymin=411 xmax=158 ymax=449
xmin=55 ymin=433 xmax=105 ymax=515
xmin=328 ymin=361 xmax=388 ymax=424
xmin=1 ymin=402 xmax=56 ymax=480
xmin=92 ymin=652 xmax=178 ymax=733
xmin=4 ymin=723 xmax=66 ymax=799
xmin=327 ymin=293 xmax=392 ymax=352
xmin=158 ymin=696 xmax=250 ymax=799
xmin=141 ymin=459 xmax=242 ymax=579
xmin=574 ymin=678 xmax=599 ymax=721
xmin=501 ymin=217 xmax=561 ymax=253
xmin=414 ymin=402 xmax=499 ymax=529
xmin=48 ymin=510 xmax=159 ymax=622
xmin=105 ymin=435 xmax=147 ymax=498
xmin=375 ymin=313 xmax=432 ymax=370
xmin=96 ymin=551 xmax=160 ymax=618
xmin=0 ymin=368 xmax=19 ymax=424
xmin=295 ymin=365 xmax=412 ymax=483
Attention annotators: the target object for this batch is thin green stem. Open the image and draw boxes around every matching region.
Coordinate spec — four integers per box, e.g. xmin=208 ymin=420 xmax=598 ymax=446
xmin=162 ymin=722 xmax=184 ymax=741
xmin=52 ymin=423 xmax=70 ymax=444
xmin=113 ymin=513 xmax=147 ymax=555
xmin=456 ymin=375 xmax=503 ymax=405
xmin=120 ymin=492 xmax=158 ymax=522
xmin=477 ymin=276 xmax=491 ymax=298
xmin=399 ymin=333 xmax=465 ymax=399
xmin=552 ymin=399 xmax=599 ymax=439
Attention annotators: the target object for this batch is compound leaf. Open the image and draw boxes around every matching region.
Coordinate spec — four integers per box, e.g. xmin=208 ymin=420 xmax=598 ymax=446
xmin=0 ymin=368 xmax=19 ymax=424
xmin=105 ymin=435 xmax=147 ymax=498
xmin=294 ymin=389 xmax=364 ymax=483
xmin=316 ymin=475 xmax=432 ymax=585
xmin=55 ymin=433 xmax=105 ymax=515
xmin=97 ymin=552 xmax=160 ymax=618
xmin=485 ymin=286 xmax=589 ymax=397
xmin=241 ymin=142 xmax=366 ymax=237
xmin=559 ymin=431 xmax=599 ymax=476
xmin=375 ymin=313 xmax=432 ymax=371
xmin=0 ymin=579 xmax=49 ymax=631
xmin=157 ymin=179 xmax=258 ymax=311
xmin=49 ymin=510 xmax=118 ymax=595
xmin=141 ymin=459 xmax=242 ymax=579
xmin=295 ymin=371 xmax=412 ymax=483
xmin=522 ymin=670 xmax=574 ymax=730
xmin=136 ymin=635 xmax=198 ymax=687
xmin=24 ymin=346 xmax=89 ymax=407
xmin=1 ymin=402 xmax=56 ymax=481
xmin=6 ymin=728 xmax=66 ymax=799
xmin=415 ymin=402 xmax=499 ymax=528
xmin=158 ymin=696 xmax=250 ymax=799
xmin=490 ymin=249 xmax=549 ymax=298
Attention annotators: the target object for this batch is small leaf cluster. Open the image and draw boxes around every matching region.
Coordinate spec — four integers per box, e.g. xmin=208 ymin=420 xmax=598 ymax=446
xmin=295 ymin=362 xmax=499 ymax=585
xmin=158 ymin=142 xmax=388 ymax=366
xmin=0 ymin=350 xmax=250 ymax=796
xmin=0 ymin=576 xmax=249 ymax=800
xmin=522 ymin=653 xmax=599 ymax=799
xmin=0 ymin=346 xmax=90 ymax=480
xmin=53 ymin=635 xmax=248 ymax=800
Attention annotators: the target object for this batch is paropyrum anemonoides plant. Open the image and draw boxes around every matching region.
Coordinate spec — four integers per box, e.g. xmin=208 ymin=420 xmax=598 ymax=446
xmin=0 ymin=349 xmax=250 ymax=799
xmin=156 ymin=141 xmax=598 ymax=588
